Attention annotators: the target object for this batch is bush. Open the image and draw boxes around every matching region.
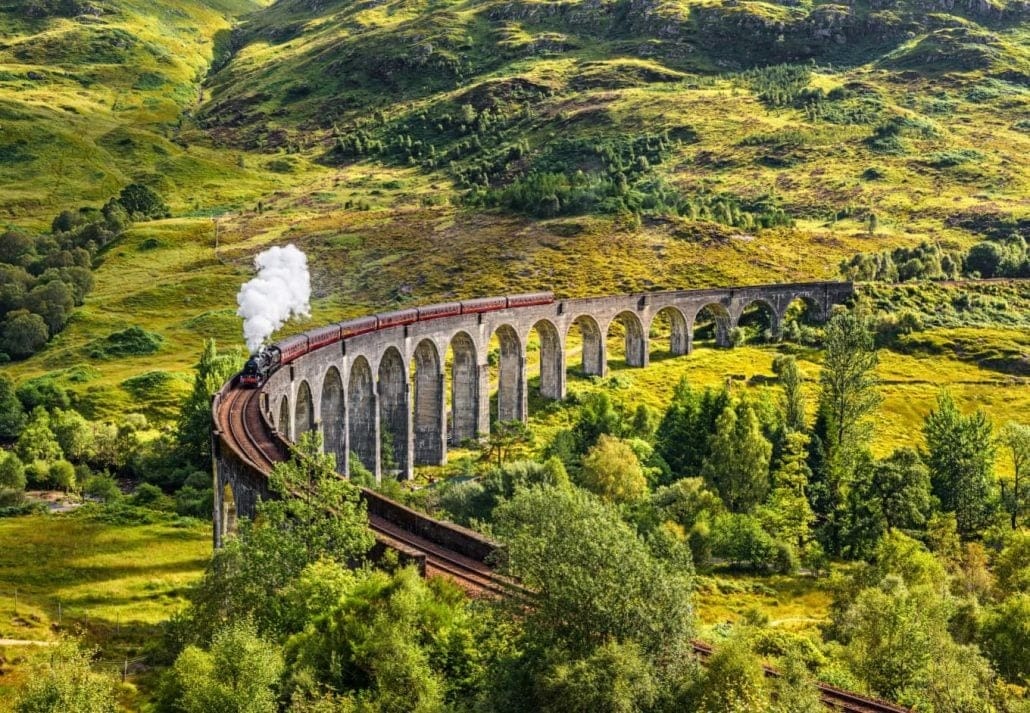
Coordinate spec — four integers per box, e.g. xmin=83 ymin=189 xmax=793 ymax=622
xmin=82 ymin=473 xmax=121 ymax=503
xmin=89 ymin=326 xmax=163 ymax=359
xmin=24 ymin=459 xmax=49 ymax=487
xmin=50 ymin=459 xmax=76 ymax=492
xmin=117 ymin=183 xmax=169 ymax=220
xmin=0 ymin=451 xmax=27 ymax=492
xmin=711 ymin=513 xmax=792 ymax=572
xmin=132 ymin=482 xmax=175 ymax=510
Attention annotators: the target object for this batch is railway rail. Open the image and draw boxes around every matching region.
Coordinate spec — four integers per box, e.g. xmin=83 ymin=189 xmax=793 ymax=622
xmin=214 ymin=379 xmax=910 ymax=713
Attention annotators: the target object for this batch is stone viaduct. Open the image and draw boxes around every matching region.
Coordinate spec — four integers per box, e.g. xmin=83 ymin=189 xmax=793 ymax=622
xmin=234 ymin=281 xmax=851 ymax=494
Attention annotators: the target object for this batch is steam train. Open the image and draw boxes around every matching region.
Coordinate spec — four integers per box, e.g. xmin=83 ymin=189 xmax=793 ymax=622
xmin=239 ymin=292 xmax=554 ymax=388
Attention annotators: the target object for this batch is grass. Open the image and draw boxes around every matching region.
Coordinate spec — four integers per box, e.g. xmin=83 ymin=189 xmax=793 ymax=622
xmin=0 ymin=509 xmax=210 ymax=709
xmin=505 ymin=337 xmax=1029 ymax=472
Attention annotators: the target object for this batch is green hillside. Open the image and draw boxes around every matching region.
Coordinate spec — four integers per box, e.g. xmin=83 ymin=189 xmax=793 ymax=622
xmin=1 ymin=0 xmax=1028 ymax=418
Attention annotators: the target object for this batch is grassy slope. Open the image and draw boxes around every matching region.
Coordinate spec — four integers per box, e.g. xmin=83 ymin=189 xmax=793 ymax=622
xmin=1 ymin=0 xmax=1027 ymax=421
xmin=0 ymin=0 xmax=275 ymax=225
xmin=0 ymin=511 xmax=210 ymax=710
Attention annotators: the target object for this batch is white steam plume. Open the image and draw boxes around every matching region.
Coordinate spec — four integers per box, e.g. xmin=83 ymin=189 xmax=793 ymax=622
xmin=237 ymin=244 xmax=311 ymax=353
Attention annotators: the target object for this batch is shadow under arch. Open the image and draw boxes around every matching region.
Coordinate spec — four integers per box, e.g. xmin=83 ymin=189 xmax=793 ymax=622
xmin=378 ymin=346 xmax=409 ymax=477
xmin=737 ymin=298 xmax=780 ymax=343
xmin=295 ymin=380 xmax=314 ymax=436
xmin=530 ymin=318 xmax=564 ymax=403
xmin=278 ymin=395 xmax=291 ymax=440
xmin=490 ymin=324 xmax=524 ymax=427
xmin=692 ymin=302 xmax=732 ymax=348
xmin=348 ymin=356 xmax=377 ymax=476
xmin=566 ymin=314 xmax=604 ymax=377
xmin=606 ymin=310 xmax=647 ymax=368
xmin=412 ymin=339 xmax=445 ymax=466
xmin=649 ymin=306 xmax=690 ymax=359
xmin=448 ymin=331 xmax=480 ymax=445
xmin=320 ymin=367 xmax=345 ymax=473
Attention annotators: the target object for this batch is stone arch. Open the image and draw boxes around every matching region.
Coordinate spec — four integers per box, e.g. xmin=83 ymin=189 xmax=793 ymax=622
xmin=412 ymin=339 xmax=445 ymax=466
xmin=783 ymin=294 xmax=824 ymax=323
xmin=378 ymin=347 xmax=410 ymax=477
xmin=691 ymin=303 xmax=732 ymax=348
xmin=738 ymin=298 xmax=781 ymax=342
xmin=566 ymin=314 xmax=605 ymax=377
xmin=294 ymin=380 xmax=314 ymax=437
xmin=491 ymin=324 xmax=526 ymax=426
xmin=449 ymin=331 xmax=480 ymax=444
xmin=221 ymin=482 xmax=238 ymax=539
xmin=649 ymin=306 xmax=689 ymax=358
xmin=320 ymin=367 xmax=345 ymax=473
xmin=348 ymin=356 xmax=377 ymax=475
xmin=606 ymin=310 xmax=648 ymax=368
xmin=278 ymin=395 xmax=291 ymax=439
xmin=779 ymin=295 xmax=824 ymax=343
xmin=531 ymin=319 xmax=564 ymax=402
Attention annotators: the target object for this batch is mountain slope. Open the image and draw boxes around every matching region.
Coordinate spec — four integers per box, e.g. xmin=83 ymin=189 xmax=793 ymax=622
xmin=0 ymin=0 xmax=271 ymax=223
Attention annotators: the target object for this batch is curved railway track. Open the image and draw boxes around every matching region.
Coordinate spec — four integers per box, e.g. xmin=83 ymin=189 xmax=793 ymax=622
xmin=215 ymin=381 xmax=910 ymax=713
xmin=217 ymin=382 xmax=515 ymax=597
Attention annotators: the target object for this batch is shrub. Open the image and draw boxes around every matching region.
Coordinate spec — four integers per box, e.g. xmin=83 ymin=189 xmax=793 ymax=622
xmin=711 ymin=513 xmax=791 ymax=572
xmin=117 ymin=183 xmax=169 ymax=220
xmin=89 ymin=326 xmax=162 ymax=359
xmin=132 ymin=482 xmax=174 ymax=510
xmin=83 ymin=473 xmax=121 ymax=503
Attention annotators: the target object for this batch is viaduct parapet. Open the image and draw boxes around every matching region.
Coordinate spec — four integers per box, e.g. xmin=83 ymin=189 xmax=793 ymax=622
xmin=213 ymin=281 xmax=853 ymax=544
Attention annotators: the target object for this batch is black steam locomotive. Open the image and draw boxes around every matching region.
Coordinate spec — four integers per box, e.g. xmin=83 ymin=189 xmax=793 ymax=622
xmin=238 ymin=292 xmax=554 ymax=388
xmin=240 ymin=347 xmax=281 ymax=388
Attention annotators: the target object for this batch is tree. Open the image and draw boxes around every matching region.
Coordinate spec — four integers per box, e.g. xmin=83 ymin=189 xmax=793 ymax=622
xmin=284 ymin=567 xmax=486 ymax=712
xmin=50 ymin=460 xmax=76 ymax=493
xmin=15 ymin=407 xmax=62 ymax=464
xmin=844 ymin=448 xmax=933 ymax=557
xmin=758 ymin=431 xmax=815 ymax=549
xmin=999 ymin=421 xmax=1029 ymax=528
xmin=711 ymin=513 xmax=789 ymax=572
xmin=538 ymin=640 xmax=657 ymax=713
xmin=571 ymin=391 xmax=625 ymax=455
xmin=871 ymin=448 xmax=932 ymax=532
xmin=656 ymin=379 xmax=729 ymax=480
xmin=701 ymin=400 xmax=771 ymax=513
xmin=15 ymin=639 xmax=116 ymax=713
xmin=184 ymin=432 xmax=374 ymax=641
xmin=0 ymin=230 xmax=36 ymax=266
xmin=693 ymin=635 xmax=769 ymax=713
xmin=1 ymin=310 xmax=48 ymax=359
xmin=166 ymin=620 xmax=282 ymax=713
xmin=580 ymin=434 xmax=647 ymax=504
xmin=177 ymin=340 xmax=244 ymax=468
xmin=0 ymin=373 xmax=27 ymax=439
xmin=813 ymin=309 xmax=880 ymax=552
xmin=0 ymin=452 xmax=26 ymax=493
xmin=980 ymin=593 xmax=1030 ymax=685
xmin=25 ymin=279 xmax=74 ymax=335
xmin=923 ymin=392 xmax=996 ymax=536
xmin=770 ymin=654 xmax=823 ymax=713
xmin=840 ymin=576 xmax=948 ymax=700
xmin=964 ymin=241 xmax=1005 ymax=278
xmin=117 ymin=183 xmax=168 ymax=220
xmin=773 ymin=354 xmax=806 ymax=433
xmin=51 ymin=409 xmax=94 ymax=462
xmin=492 ymin=486 xmax=693 ymax=659
xmin=483 ymin=420 xmax=533 ymax=467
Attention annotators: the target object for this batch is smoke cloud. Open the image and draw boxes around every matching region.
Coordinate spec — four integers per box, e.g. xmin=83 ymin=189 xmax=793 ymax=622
xmin=237 ymin=244 xmax=311 ymax=353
